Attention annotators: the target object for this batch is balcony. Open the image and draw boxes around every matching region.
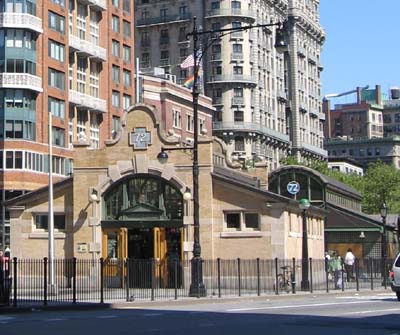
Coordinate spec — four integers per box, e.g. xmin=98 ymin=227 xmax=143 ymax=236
xmin=211 ymin=53 xmax=222 ymax=61
xmin=277 ymin=89 xmax=287 ymax=102
xmin=208 ymin=74 xmax=257 ymax=85
xmin=0 ymin=13 xmax=43 ymax=33
xmin=213 ymin=121 xmax=290 ymax=144
xmin=301 ymin=142 xmax=327 ymax=157
xmin=297 ymin=46 xmax=306 ymax=58
xmin=0 ymin=73 xmax=42 ymax=92
xmin=159 ymin=58 xmax=170 ymax=67
xmin=136 ymin=13 xmax=191 ymax=27
xmin=69 ymin=90 xmax=106 ymax=113
xmin=87 ymin=0 xmax=106 ymax=10
xmin=308 ymin=54 xmax=318 ymax=65
xmin=231 ymin=97 xmax=244 ymax=106
xmin=205 ymin=8 xmax=256 ymax=21
xmin=69 ymin=35 xmax=107 ymax=61
xmin=231 ymin=52 xmax=244 ymax=61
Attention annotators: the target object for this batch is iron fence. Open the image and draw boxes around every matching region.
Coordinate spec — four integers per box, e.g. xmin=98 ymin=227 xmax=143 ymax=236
xmin=0 ymin=257 xmax=394 ymax=307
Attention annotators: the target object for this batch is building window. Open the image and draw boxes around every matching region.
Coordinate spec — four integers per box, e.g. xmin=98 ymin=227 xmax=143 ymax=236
xmin=48 ymin=97 xmax=65 ymax=119
xmin=173 ymin=109 xmax=181 ymax=129
xmin=233 ymin=66 xmax=243 ymax=75
xmin=48 ymin=39 xmax=65 ymax=62
xmin=160 ymin=8 xmax=167 ymax=17
xmin=112 ymin=65 xmax=120 ymax=84
xmin=234 ymin=136 xmax=244 ymax=151
xmin=231 ymin=1 xmax=241 ymax=9
xmin=112 ymin=40 xmax=120 ymax=57
xmin=123 ymin=20 xmax=131 ymax=38
xmin=211 ymin=1 xmax=220 ymax=10
xmin=123 ymin=70 xmax=131 ymax=87
xmin=122 ymin=0 xmax=130 ymax=12
xmin=51 ymin=0 xmax=65 ymax=6
xmin=226 ymin=212 xmax=240 ymax=229
xmin=90 ymin=62 xmax=100 ymax=97
xmin=90 ymin=11 xmax=100 ymax=45
xmin=111 ymin=15 xmax=119 ymax=33
xmin=112 ymin=91 xmax=120 ymax=108
xmin=48 ymin=68 xmax=65 ymax=90
xmin=123 ymin=45 xmax=131 ymax=63
xmin=77 ymin=4 xmax=86 ymax=39
xmin=5 ymin=150 xmax=23 ymax=169
xmin=112 ymin=0 xmax=118 ymax=7
xmin=76 ymin=57 xmax=87 ymax=93
xmin=48 ymin=11 xmax=65 ymax=34
xmin=35 ymin=214 xmax=66 ymax=230
xmin=186 ymin=114 xmax=193 ymax=132
xmin=234 ymin=110 xmax=244 ymax=122
xmin=179 ymin=5 xmax=187 ymax=16
xmin=52 ymin=127 xmax=65 ymax=147
xmin=112 ymin=116 xmax=120 ymax=137
xmin=225 ymin=211 xmax=260 ymax=231
xmin=122 ymin=94 xmax=131 ymax=110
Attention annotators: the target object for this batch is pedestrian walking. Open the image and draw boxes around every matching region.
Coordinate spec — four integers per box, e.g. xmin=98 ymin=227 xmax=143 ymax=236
xmin=329 ymin=251 xmax=343 ymax=289
xmin=344 ymin=248 xmax=355 ymax=281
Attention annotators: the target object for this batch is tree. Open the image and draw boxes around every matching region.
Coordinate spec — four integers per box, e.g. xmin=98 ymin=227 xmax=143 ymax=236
xmin=360 ymin=161 xmax=400 ymax=214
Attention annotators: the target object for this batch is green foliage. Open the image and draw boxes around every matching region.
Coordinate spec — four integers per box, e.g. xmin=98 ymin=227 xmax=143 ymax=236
xmin=360 ymin=161 xmax=400 ymax=214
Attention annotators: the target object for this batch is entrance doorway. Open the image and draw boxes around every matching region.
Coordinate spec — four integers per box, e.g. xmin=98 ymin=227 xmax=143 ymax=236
xmin=102 ymin=227 xmax=182 ymax=288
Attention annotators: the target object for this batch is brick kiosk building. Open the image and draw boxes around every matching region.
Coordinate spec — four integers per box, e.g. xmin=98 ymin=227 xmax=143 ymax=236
xmin=7 ymin=100 xmax=325 ymax=259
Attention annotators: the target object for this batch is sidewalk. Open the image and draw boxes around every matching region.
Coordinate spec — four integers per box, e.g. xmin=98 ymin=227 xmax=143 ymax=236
xmin=0 ymin=288 xmax=393 ymax=314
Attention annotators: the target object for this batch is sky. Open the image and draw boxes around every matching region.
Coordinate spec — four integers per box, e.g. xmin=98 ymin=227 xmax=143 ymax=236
xmin=319 ymin=0 xmax=400 ymax=102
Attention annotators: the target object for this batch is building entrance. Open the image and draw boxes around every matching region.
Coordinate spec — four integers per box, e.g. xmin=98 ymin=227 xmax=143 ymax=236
xmin=102 ymin=226 xmax=182 ymax=288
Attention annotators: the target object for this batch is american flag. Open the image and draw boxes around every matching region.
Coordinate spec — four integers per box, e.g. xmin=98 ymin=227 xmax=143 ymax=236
xmin=180 ymin=54 xmax=194 ymax=69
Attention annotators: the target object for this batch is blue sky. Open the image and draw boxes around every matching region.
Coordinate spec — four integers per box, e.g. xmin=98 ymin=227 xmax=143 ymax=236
xmin=319 ymin=1 xmax=400 ymax=100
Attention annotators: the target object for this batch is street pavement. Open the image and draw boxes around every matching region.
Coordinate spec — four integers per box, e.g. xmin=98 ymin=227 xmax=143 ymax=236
xmin=1 ymin=290 xmax=400 ymax=334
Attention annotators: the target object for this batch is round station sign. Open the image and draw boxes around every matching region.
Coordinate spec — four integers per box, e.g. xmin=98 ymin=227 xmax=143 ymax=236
xmin=286 ymin=181 xmax=300 ymax=195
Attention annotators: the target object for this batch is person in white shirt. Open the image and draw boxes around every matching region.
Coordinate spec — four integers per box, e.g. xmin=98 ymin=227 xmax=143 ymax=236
xmin=344 ymin=248 xmax=355 ymax=281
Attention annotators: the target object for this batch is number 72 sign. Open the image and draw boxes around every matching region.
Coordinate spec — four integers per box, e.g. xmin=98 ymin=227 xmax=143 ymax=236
xmin=286 ymin=181 xmax=300 ymax=195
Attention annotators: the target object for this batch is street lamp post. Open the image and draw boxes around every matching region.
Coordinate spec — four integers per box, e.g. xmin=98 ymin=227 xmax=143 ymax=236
xmin=159 ymin=17 xmax=285 ymax=297
xmin=380 ymin=203 xmax=387 ymax=285
xmin=299 ymin=198 xmax=310 ymax=290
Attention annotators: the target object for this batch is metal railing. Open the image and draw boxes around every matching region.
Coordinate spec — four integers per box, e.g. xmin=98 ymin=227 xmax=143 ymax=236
xmin=0 ymin=257 xmax=393 ymax=307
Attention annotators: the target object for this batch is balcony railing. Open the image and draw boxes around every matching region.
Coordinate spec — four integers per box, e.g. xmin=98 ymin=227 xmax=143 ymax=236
xmin=231 ymin=52 xmax=243 ymax=61
xmin=69 ymin=35 xmax=107 ymax=61
xmin=205 ymin=8 xmax=256 ymax=20
xmin=231 ymin=97 xmax=244 ymax=106
xmin=211 ymin=53 xmax=222 ymax=61
xmin=87 ymin=0 xmax=106 ymax=10
xmin=213 ymin=121 xmax=290 ymax=144
xmin=0 ymin=73 xmax=42 ymax=92
xmin=160 ymin=58 xmax=170 ymax=67
xmin=301 ymin=142 xmax=327 ymax=157
xmin=212 ymin=97 xmax=223 ymax=105
xmin=137 ymin=13 xmax=191 ymax=27
xmin=69 ymin=90 xmax=106 ymax=112
xmin=208 ymin=74 xmax=257 ymax=85
xmin=0 ymin=13 xmax=43 ymax=33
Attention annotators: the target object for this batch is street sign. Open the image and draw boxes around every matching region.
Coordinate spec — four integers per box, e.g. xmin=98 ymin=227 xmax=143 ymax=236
xmin=287 ymin=181 xmax=300 ymax=195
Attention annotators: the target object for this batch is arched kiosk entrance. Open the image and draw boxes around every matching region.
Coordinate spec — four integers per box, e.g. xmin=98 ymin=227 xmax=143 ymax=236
xmin=101 ymin=174 xmax=184 ymax=287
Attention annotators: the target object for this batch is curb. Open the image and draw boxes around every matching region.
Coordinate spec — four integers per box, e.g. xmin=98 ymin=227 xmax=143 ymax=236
xmin=0 ymin=288 xmax=393 ymax=314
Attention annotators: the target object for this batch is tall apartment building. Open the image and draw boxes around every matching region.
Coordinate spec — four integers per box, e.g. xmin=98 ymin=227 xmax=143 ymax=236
xmin=0 ymin=0 xmax=135 ymax=249
xmin=134 ymin=0 xmax=326 ymax=171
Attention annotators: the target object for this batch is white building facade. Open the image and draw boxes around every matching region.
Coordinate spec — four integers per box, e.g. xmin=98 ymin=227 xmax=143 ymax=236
xmin=134 ymin=0 xmax=326 ymax=171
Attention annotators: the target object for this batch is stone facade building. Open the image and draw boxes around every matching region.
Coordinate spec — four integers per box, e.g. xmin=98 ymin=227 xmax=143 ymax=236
xmin=135 ymin=0 xmax=326 ymax=170
xmin=7 ymin=77 xmax=326 ymax=264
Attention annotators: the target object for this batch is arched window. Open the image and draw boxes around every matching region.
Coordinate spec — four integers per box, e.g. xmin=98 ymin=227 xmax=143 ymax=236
xmin=104 ymin=175 xmax=183 ymax=222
